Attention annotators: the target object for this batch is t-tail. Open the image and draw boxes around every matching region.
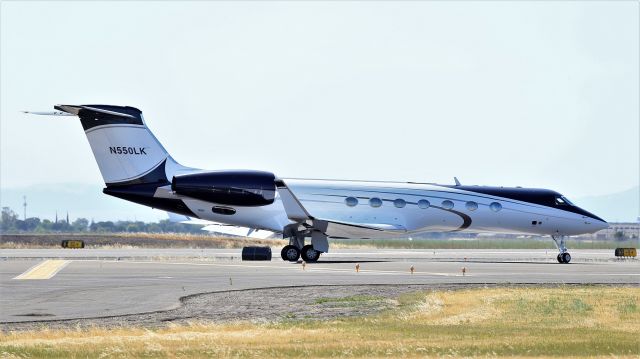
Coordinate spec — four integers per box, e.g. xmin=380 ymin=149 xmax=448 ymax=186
xmin=25 ymin=104 xmax=198 ymax=216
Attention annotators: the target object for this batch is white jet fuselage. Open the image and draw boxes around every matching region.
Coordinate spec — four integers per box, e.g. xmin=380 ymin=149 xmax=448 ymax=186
xmin=180 ymin=178 xmax=607 ymax=238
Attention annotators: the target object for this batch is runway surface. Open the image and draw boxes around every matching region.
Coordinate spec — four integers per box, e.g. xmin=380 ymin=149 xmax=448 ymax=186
xmin=1 ymin=248 xmax=637 ymax=326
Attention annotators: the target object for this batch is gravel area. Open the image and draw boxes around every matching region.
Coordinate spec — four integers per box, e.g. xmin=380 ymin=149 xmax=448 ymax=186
xmin=1 ymin=284 xmax=493 ymax=331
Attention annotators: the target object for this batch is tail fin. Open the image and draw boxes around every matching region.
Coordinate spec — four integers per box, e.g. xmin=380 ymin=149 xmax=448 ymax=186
xmin=53 ymin=104 xmax=186 ymax=186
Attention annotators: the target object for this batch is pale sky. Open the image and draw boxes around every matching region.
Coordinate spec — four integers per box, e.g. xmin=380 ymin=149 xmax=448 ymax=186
xmin=1 ymin=1 xmax=638 ymax=221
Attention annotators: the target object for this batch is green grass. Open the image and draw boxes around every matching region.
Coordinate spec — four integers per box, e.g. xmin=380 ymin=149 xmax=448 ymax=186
xmin=617 ymin=298 xmax=638 ymax=314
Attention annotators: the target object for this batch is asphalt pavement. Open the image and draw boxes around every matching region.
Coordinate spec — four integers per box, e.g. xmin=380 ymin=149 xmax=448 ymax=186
xmin=1 ymin=248 xmax=637 ymax=324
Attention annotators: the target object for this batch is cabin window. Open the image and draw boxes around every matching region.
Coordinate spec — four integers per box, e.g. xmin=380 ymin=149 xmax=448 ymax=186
xmin=369 ymin=197 xmax=383 ymax=208
xmin=345 ymin=197 xmax=358 ymax=207
xmin=490 ymin=202 xmax=502 ymax=212
xmin=417 ymin=199 xmax=430 ymax=209
xmin=442 ymin=200 xmax=454 ymax=209
xmin=394 ymin=199 xmax=406 ymax=208
xmin=466 ymin=201 xmax=478 ymax=211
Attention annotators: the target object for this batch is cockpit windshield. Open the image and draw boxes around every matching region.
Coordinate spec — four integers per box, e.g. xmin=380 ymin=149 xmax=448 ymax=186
xmin=555 ymin=195 xmax=574 ymax=206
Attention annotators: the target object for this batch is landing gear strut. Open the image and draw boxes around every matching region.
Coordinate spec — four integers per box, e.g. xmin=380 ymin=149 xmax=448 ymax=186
xmin=552 ymin=235 xmax=571 ymax=264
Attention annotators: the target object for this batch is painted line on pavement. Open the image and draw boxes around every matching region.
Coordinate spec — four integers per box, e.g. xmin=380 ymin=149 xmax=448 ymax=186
xmin=13 ymin=260 xmax=71 ymax=280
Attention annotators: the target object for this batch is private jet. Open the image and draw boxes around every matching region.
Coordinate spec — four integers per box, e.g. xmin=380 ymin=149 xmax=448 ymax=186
xmin=26 ymin=105 xmax=609 ymax=263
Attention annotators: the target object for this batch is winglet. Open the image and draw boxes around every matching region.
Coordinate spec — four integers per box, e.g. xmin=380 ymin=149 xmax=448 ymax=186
xmin=454 ymin=177 xmax=461 ymax=186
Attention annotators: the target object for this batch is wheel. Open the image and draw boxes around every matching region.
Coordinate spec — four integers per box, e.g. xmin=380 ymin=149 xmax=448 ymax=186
xmin=561 ymin=252 xmax=571 ymax=264
xmin=557 ymin=254 xmax=563 ymax=263
xmin=301 ymin=245 xmax=321 ymax=262
xmin=281 ymin=245 xmax=300 ymax=262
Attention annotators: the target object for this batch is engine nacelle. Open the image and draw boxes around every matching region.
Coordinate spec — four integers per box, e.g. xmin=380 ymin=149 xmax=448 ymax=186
xmin=171 ymin=170 xmax=276 ymax=207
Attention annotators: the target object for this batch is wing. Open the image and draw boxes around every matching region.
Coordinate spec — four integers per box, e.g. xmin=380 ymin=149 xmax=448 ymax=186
xmin=166 ymin=212 xmax=276 ymax=239
xmin=275 ymin=179 xmax=407 ymax=240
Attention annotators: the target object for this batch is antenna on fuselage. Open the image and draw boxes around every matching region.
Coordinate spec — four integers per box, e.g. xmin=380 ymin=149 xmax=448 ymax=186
xmin=454 ymin=177 xmax=461 ymax=186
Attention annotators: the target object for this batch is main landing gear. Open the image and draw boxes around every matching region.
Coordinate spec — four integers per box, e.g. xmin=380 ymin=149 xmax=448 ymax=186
xmin=280 ymin=231 xmax=325 ymax=262
xmin=280 ymin=244 xmax=322 ymax=262
xmin=552 ymin=235 xmax=572 ymax=264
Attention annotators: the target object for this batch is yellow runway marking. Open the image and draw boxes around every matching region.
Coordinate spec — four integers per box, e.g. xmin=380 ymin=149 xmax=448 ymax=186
xmin=13 ymin=260 xmax=71 ymax=280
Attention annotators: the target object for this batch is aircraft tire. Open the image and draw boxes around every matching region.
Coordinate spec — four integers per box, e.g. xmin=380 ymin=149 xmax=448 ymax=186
xmin=561 ymin=252 xmax=571 ymax=264
xmin=281 ymin=245 xmax=300 ymax=262
xmin=301 ymin=245 xmax=321 ymax=262
xmin=557 ymin=254 xmax=563 ymax=263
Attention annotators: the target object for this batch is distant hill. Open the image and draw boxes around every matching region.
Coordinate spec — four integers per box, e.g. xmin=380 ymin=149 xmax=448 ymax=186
xmin=573 ymin=186 xmax=639 ymax=223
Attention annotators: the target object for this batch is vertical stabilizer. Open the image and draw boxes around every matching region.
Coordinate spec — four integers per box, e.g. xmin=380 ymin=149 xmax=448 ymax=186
xmin=53 ymin=104 xmax=187 ymax=186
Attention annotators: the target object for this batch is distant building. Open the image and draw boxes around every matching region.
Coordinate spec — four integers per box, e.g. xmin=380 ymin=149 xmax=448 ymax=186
xmin=591 ymin=222 xmax=640 ymax=240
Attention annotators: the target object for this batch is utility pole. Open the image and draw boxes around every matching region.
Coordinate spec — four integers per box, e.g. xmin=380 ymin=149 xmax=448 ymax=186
xmin=23 ymin=196 xmax=27 ymax=220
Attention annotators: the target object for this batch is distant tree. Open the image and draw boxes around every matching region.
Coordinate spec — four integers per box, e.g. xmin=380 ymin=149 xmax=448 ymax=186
xmin=71 ymin=218 xmax=89 ymax=232
xmin=613 ymin=231 xmax=626 ymax=241
xmin=23 ymin=217 xmax=41 ymax=231
xmin=91 ymin=221 xmax=115 ymax=232
xmin=146 ymin=222 xmax=162 ymax=233
xmin=125 ymin=221 xmax=145 ymax=232
xmin=1 ymin=207 xmax=18 ymax=231
xmin=39 ymin=219 xmax=53 ymax=232
xmin=0 ymin=206 xmax=204 ymax=234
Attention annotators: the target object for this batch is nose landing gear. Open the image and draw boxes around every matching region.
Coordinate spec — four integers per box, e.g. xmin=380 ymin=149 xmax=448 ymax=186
xmin=556 ymin=252 xmax=572 ymax=264
xmin=552 ymin=235 xmax=572 ymax=264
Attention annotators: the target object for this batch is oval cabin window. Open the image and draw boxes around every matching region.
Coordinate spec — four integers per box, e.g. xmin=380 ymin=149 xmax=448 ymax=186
xmin=394 ymin=199 xmax=406 ymax=208
xmin=345 ymin=197 xmax=358 ymax=207
xmin=369 ymin=197 xmax=383 ymax=208
xmin=417 ymin=199 xmax=430 ymax=209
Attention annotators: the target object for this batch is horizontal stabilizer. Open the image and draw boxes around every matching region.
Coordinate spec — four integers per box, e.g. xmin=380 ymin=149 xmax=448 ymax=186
xmin=22 ymin=110 xmax=75 ymax=116
xmin=54 ymin=104 xmax=137 ymax=118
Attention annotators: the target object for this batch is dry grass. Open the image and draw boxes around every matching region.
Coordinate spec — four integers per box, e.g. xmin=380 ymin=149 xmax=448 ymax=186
xmin=1 ymin=286 xmax=638 ymax=358
xmin=0 ymin=233 xmax=287 ymax=249
xmin=3 ymin=233 xmax=636 ymax=250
